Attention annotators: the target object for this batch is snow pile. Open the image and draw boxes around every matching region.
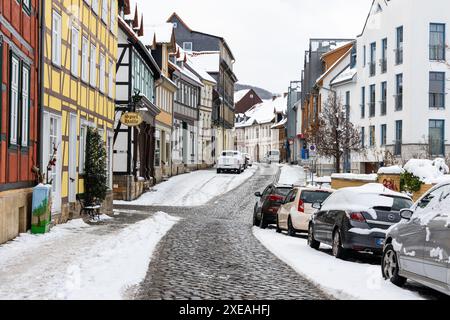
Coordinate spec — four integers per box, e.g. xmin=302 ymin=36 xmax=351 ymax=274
xmin=378 ymin=166 xmax=405 ymax=175
xmin=253 ymin=228 xmax=422 ymax=300
xmin=321 ymin=183 xmax=410 ymax=214
xmin=115 ymin=167 xmax=257 ymax=207
xmin=403 ymin=158 xmax=449 ymax=184
xmin=0 ymin=212 xmax=179 ymax=300
xmin=278 ymin=165 xmax=306 ymax=186
xmin=331 ymin=173 xmax=378 ymax=182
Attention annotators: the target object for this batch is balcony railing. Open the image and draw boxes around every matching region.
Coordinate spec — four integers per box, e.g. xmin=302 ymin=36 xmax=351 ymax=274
xmin=380 ymin=100 xmax=387 ymax=116
xmin=395 ymin=48 xmax=403 ymax=65
xmin=429 ymin=45 xmax=445 ymax=61
xmin=369 ymin=62 xmax=376 ymax=76
xmin=429 ymin=92 xmax=445 ymax=109
xmin=395 ymin=94 xmax=403 ymax=111
xmin=380 ymin=59 xmax=387 ymax=73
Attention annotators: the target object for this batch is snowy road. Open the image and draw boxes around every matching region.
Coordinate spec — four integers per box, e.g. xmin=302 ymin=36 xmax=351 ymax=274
xmin=132 ymin=164 xmax=329 ymax=300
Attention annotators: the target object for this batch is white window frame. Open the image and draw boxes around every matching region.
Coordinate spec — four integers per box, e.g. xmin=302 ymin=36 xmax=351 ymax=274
xmin=99 ymin=53 xmax=106 ymax=93
xmin=21 ymin=65 xmax=30 ymax=147
xmin=81 ymin=36 xmax=89 ymax=82
xmin=52 ymin=11 xmax=62 ymax=67
xmin=101 ymin=0 xmax=108 ymax=24
xmin=90 ymin=43 xmax=97 ymax=87
xmin=108 ymin=59 xmax=114 ymax=98
xmin=71 ymin=27 xmax=80 ymax=77
xmin=183 ymin=42 xmax=193 ymax=52
xmin=10 ymin=55 xmax=20 ymax=145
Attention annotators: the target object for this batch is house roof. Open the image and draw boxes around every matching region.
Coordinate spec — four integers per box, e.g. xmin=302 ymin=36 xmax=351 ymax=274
xmin=143 ymin=23 xmax=176 ymax=47
xmin=330 ymin=65 xmax=357 ymax=86
xmin=234 ymin=90 xmax=251 ymax=103
xmin=315 ymin=46 xmax=353 ymax=87
xmin=187 ymin=51 xmax=221 ymax=73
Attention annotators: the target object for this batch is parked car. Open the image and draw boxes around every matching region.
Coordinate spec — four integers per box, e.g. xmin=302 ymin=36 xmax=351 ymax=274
xmin=254 ymin=183 xmax=293 ymax=229
xmin=277 ymin=187 xmax=334 ymax=236
xmin=243 ymin=153 xmax=253 ymax=169
xmin=382 ymin=182 xmax=450 ymax=296
xmin=217 ymin=151 xmax=245 ymax=174
xmin=308 ymin=183 xmax=413 ymax=259
xmin=267 ymin=150 xmax=281 ymax=164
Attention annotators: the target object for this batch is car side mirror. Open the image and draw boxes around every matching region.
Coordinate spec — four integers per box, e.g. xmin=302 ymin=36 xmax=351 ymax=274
xmin=255 ymin=192 xmax=262 ymax=198
xmin=312 ymin=202 xmax=322 ymax=210
xmin=400 ymin=209 xmax=414 ymax=221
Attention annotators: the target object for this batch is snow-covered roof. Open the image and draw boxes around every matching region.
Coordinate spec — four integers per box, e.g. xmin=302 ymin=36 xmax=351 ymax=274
xmin=331 ymin=65 xmax=357 ymax=86
xmin=143 ymin=23 xmax=174 ymax=45
xmin=235 ymin=96 xmax=288 ymax=128
xmin=188 ymin=52 xmax=220 ymax=73
xmin=169 ymin=60 xmax=203 ymax=87
xmin=186 ymin=59 xmax=217 ymax=84
xmin=271 ymin=117 xmax=287 ymax=129
xmin=316 ymin=47 xmax=353 ymax=86
xmin=234 ymin=90 xmax=251 ymax=104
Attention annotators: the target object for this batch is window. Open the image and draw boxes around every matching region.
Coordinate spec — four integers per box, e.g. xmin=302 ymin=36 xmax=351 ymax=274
xmin=9 ymin=54 xmax=20 ymax=145
xmin=108 ymin=59 xmax=114 ymax=98
xmin=52 ymin=11 xmax=62 ymax=67
xmin=92 ymin=0 xmax=99 ymax=15
xmin=369 ymin=84 xmax=376 ymax=117
xmin=173 ymin=22 xmax=178 ymax=29
xmin=381 ymin=124 xmax=387 ymax=146
xmin=381 ymin=38 xmax=387 ymax=73
xmin=369 ymin=126 xmax=376 ymax=147
xmin=361 ymin=127 xmax=365 ymax=148
xmin=99 ymin=54 xmax=105 ymax=93
xmin=430 ymin=23 xmax=445 ymax=61
xmin=381 ymin=81 xmax=387 ymax=115
xmin=429 ymin=72 xmax=445 ymax=109
xmin=345 ymin=91 xmax=350 ymax=119
xmin=361 ymin=87 xmax=365 ymax=118
xmin=155 ymin=130 xmax=161 ymax=167
xmin=110 ymin=0 xmax=116 ymax=33
xmin=395 ymin=74 xmax=403 ymax=111
xmin=363 ymin=45 xmax=366 ymax=67
xmin=429 ymin=120 xmax=445 ymax=156
xmin=90 ymin=43 xmax=97 ymax=87
xmin=71 ymin=27 xmax=79 ymax=77
xmin=395 ymin=120 xmax=402 ymax=156
xmin=350 ymin=45 xmax=357 ymax=68
xmin=79 ymin=124 xmax=87 ymax=174
xmin=370 ymin=42 xmax=376 ymax=76
xmin=183 ymin=42 xmax=193 ymax=52
xmin=396 ymin=26 xmax=403 ymax=65
xmin=102 ymin=0 xmax=108 ymax=24
xmin=81 ymin=37 xmax=89 ymax=82
xmin=21 ymin=65 xmax=30 ymax=147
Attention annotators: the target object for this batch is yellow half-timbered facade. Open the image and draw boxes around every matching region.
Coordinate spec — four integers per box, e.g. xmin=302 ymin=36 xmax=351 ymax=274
xmin=43 ymin=0 xmax=117 ymax=221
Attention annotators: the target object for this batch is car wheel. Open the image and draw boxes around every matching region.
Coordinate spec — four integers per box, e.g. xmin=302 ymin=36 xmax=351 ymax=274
xmin=259 ymin=213 xmax=268 ymax=229
xmin=276 ymin=216 xmax=282 ymax=233
xmin=287 ymin=217 xmax=296 ymax=237
xmin=332 ymin=229 xmax=347 ymax=260
xmin=307 ymin=224 xmax=320 ymax=250
xmin=382 ymin=244 xmax=407 ymax=287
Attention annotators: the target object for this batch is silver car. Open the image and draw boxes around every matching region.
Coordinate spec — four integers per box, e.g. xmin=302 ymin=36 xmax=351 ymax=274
xmin=382 ymin=182 xmax=450 ymax=296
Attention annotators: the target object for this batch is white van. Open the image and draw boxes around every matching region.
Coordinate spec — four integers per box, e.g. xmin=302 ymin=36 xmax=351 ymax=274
xmin=267 ymin=150 xmax=280 ymax=164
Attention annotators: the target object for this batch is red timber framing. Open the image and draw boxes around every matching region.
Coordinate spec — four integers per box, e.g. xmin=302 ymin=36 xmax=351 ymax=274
xmin=0 ymin=0 xmax=39 ymax=192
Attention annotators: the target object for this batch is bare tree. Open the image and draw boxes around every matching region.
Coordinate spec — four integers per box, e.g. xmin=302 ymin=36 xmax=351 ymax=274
xmin=306 ymin=94 xmax=363 ymax=173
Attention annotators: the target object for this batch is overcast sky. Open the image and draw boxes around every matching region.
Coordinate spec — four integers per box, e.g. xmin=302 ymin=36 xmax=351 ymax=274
xmin=137 ymin=0 xmax=373 ymax=94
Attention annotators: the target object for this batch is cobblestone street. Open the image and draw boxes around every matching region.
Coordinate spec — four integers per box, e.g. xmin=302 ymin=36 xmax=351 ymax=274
xmin=121 ymin=164 xmax=329 ymax=300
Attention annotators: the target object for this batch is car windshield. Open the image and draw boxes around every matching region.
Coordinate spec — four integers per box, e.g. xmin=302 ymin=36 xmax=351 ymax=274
xmin=222 ymin=152 xmax=235 ymax=157
xmin=301 ymin=191 xmax=332 ymax=204
xmin=275 ymin=188 xmax=292 ymax=197
xmin=390 ymin=196 xmax=414 ymax=211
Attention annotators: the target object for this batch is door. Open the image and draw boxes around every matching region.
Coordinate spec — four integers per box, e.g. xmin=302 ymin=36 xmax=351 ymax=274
xmin=313 ymin=210 xmax=328 ymax=242
xmin=68 ymin=114 xmax=77 ymax=203
xmin=280 ymin=189 xmax=297 ymax=228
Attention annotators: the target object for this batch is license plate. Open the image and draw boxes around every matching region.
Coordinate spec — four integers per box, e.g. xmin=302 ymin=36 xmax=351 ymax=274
xmin=376 ymin=238 xmax=385 ymax=247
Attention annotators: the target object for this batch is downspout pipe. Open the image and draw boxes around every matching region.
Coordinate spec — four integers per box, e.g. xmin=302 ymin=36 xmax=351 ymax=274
xmin=37 ymin=0 xmax=45 ymax=182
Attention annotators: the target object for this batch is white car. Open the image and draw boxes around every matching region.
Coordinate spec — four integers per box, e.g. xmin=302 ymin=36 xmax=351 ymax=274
xmin=217 ymin=151 xmax=245 ymax=174
xmin=267 ymin=150 xmax=281 ymax=164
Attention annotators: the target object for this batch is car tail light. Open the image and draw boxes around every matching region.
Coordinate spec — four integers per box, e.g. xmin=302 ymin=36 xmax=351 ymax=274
xmin=349 ymin=212 xmax=366 ymax=223
xmin=268 ymin=194 xmax=284 ymax=202
xmin=298 ymin=200 xmax=305 ymax=213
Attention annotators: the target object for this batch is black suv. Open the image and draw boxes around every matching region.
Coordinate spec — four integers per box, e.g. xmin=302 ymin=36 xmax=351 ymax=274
xmin=253 ymin=183 xmax=293 ymax=228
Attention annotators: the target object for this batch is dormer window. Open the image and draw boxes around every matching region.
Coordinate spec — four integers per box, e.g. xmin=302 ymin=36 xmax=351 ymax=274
xmin=183 ymin=42 xmax=193 ymax=52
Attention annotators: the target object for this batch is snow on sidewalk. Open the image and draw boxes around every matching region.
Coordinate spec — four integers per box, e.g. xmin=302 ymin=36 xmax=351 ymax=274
xmin=0 ymin=212 xmax=179 ymax=300
xmin=114 ymin=166 xmax=258 ymax=207
xmin=253 ymin=228 xmax=423 ymax=300
xmin=278 ymin=165 xmax=306 ymax=186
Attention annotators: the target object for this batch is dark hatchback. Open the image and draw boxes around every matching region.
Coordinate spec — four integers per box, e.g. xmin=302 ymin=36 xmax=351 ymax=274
xmin=253 ymin=183 xmax=293 ymax=229
xmin=308 ymin=187 xmax=413 ymax=259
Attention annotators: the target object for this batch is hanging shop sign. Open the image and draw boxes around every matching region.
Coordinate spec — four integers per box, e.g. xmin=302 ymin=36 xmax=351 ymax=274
xmin=120 ymin=112 xmax=143 ymax=127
